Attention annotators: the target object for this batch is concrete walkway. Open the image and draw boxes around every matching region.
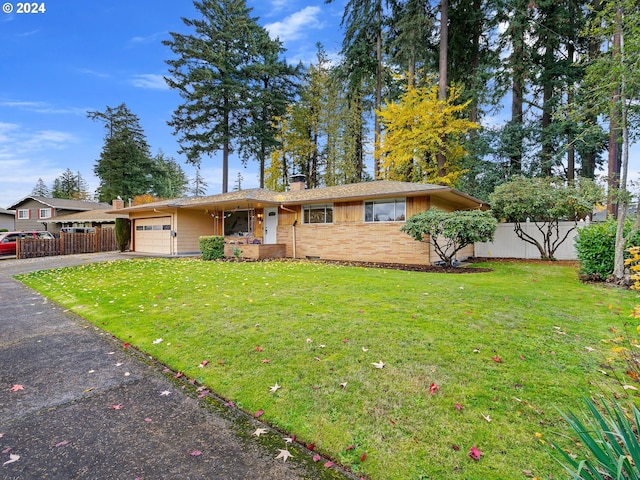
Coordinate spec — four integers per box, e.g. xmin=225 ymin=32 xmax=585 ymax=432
xmin=0 ymin=253 xmax=349 ymax=480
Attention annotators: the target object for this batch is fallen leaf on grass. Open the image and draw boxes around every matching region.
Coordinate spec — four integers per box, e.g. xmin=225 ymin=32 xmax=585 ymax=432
xmin=482 ymin=413 xmax=491 ymax=422
xmin=255 ymin=346 xmax=263 ymax=352
xmin=452 ymin=444 xmax=460 ymax=451
xmin=340 ymin=382 xmax=347 ymax=389
xmin=469 ymin=446 xmax=482 ymax=461
xmin=252 ymin=428 xmax=268 ymax=437
xmin=152 ymin=338 xmax=163 ymax=344
xmin=324 ymin=461 xmax=334 ymax=468
xmin=306 ymin=443 xmax=315 ymax=450
xmin=623 ymin=385 xmax=639 ymax=391
xmin=2 ymin=454 xmax=19 ymax=466
xmin=362 ymin=347 xmax=369 ymax=352
xmin=585 ymin=346 xmax=595 ymax=352
xmin=312 ymin=454 xmax=321 ymax=462
xmin=275 ymin=449 xmax=293 ymax=462
xmin=455 ymin=403 xmax=463 ymax=411
xmin=372 ymin=361 xmax=385 ymax=369
xmin=10 ymin=385 xmax=24 ymax=392
xmin=269 ymin=383 xmax=281 ymax=393
xmin=345 ymin=445 xmax=355 ymax=451
xmin=492 ymin=355 xmax=503 ymax=363
xmin=198 ymin=360 xmax=209 ymax=368
xmin=261 ymin=358 xmax=271 ymax=364
xmin=429 ymin=383 xmax=439 ymax=394
xmin=360 ymin=452 xmax=367 ymax=462
xmin=255 ymin=409 xmax=264 ymax=418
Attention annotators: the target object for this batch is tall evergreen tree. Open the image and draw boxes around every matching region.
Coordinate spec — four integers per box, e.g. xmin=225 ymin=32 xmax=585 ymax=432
xmin=241 ymin=31 xmax=299 ymax=188
xmin=31 ymin=178 xmax=50 ymax=197
xmin=164 ymin=0 xmax=272 ymax=193
xmin=51 ymin=169 xmax=90 ymax=200
xmin=151 ymin=150 xmax=189 ymax=198
xmin=88 ymin=103 xmax=154 ymax=203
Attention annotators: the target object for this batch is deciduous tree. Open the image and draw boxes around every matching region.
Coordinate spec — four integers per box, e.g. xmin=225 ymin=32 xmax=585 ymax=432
xmin=401 ymin=208 xmax=497 ymax=267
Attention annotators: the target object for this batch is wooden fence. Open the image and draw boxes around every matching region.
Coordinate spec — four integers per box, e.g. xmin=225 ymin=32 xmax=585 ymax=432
xmin=17 ymin=229 xmax=117 ymax=259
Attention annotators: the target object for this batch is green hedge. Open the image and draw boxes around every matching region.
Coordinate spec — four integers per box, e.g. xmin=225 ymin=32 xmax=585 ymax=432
xmin=575 ymin=218 xmax=640 ymax=279
xmin=199 ymin=236 xmax=225 ymax=261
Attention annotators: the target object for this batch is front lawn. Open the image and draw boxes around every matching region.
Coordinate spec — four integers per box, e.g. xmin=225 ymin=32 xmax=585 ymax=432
xmin=18 ymin=258 xmax=640 ymax=479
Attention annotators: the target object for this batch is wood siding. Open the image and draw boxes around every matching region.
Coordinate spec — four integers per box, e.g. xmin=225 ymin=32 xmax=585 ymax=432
xmin=175 ymin=209 xmax=214 ymax=254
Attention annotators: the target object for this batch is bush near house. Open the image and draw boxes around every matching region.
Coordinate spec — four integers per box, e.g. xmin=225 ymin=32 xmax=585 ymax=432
xmin=401 ymin=208 xmax=497 ymax=267
xmin=575 ymin=218 xmax=640 ymax=280
xmin=199 ymin=235 xmax=224 ymax=260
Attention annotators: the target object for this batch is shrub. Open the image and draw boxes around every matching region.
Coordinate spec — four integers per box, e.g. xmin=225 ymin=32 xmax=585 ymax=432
xmin=554 ymin=397 xmax=640 ymax=480
xmin=115 ymin=218 xmax=131 ymax=252
xmin=401 ymin=209 xmax=497 ymax=267
xmin=199 ymin=236 xmax=224 ymax=261
xmin=575 ymin=219 xmax=640 ymax=279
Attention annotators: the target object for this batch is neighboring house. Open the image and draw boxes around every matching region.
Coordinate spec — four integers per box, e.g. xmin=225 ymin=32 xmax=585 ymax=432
xmin=7 ymin=196 xmax=112 ymax=235
xmin=41 ymin=208 xmax=129 ymax=231
xmin=0 ymin=208 xmax=15 ymax=231
xmin=113 ymin=179 xmax=487 ymax=265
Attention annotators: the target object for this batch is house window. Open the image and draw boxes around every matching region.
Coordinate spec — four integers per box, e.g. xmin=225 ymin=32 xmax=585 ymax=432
xmin=303 ymin=204 xmax=333 ymax=224
xmin=17 ymin=209 xmax=29 ymax=219
xmin=364 ymin=199 xmax=406 ymax=222
xmin=39 ymin=208 xmax=52 ymax=219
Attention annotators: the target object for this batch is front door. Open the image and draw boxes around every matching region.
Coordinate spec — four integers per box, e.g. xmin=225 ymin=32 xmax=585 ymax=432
xmin=264 ymin=208 xmax=278 ymax=244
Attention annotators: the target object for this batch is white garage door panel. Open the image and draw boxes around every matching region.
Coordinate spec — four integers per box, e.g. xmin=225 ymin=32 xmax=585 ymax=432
xmin=135 ymin=217 xmax=171 ymax=254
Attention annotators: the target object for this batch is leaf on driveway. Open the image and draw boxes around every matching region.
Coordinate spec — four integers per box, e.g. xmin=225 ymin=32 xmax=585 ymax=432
xmin=10 ymin=385 xmax=24 ymax=392
xmin=275 ymin=449 xmax=293 ymax=462
xmin=252 ymin=428 xmax=268 ymax=437
xmin=109 ymin=404 xmax=123 ymax=410
xmin=190 ymin=450 xmax=202 ymax=457
xmin=2 ymin=454 xmax=19 ymax=466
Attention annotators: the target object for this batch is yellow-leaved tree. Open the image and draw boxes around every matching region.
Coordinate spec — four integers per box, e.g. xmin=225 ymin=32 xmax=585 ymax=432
xmin=376 ymin=83 xmax=479 ymax=186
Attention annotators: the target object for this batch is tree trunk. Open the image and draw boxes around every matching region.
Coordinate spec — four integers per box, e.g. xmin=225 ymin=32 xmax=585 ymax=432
xmin=436 ymin=0 xmax=448 ymax=179
xmin=374 ymin=1 xmax=383 ymax=180
xmin=607 ymin=9 xmax=622 ymax=217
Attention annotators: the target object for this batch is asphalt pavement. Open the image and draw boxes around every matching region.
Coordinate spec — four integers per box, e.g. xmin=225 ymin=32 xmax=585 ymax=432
xmin=0 ymin=253 xmax=351 ymax=480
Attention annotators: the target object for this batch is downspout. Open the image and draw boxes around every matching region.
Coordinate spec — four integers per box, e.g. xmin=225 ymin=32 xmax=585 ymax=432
xmin=279 ymin=205 xmax=298 ymax=259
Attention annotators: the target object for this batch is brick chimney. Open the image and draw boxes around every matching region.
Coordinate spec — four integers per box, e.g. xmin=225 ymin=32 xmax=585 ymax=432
xmin=289 ymin=175 xmax=306 ymax=191
xmin=112 ymin=197 xmax=125 ymax=210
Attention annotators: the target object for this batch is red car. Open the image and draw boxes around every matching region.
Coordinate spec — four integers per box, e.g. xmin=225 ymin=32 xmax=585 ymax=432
xmin=0 ymin=231 xmax=55 ymax=256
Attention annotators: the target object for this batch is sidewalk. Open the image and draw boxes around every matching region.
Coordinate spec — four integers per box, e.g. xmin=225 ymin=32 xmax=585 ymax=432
xmin=0 ymin=253 xmax=350 ymax=479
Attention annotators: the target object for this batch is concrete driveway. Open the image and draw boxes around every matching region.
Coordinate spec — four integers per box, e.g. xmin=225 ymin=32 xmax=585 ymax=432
xmin=0 ymin=253 xmax=350 ymax=480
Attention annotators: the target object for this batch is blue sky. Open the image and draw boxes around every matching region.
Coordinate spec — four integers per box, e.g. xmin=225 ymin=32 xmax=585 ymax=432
xmin=1 ymin=1 xmax=638 ymax=210
xmin=0 ymin=0 xmax=346 ymax=208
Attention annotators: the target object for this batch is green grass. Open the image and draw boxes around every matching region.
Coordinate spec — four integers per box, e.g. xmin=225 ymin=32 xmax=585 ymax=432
xmin=17 ymin=258 xmax=640 ymax=479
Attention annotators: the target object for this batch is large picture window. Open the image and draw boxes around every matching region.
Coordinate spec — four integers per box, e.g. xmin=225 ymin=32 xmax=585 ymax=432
xmin=224 ymin=210 xmax=254 ymax=236
xmin=364 ymin=199 xmax=406 ymax=222
xmin=303 ymin=204 xmax=333 ymax=224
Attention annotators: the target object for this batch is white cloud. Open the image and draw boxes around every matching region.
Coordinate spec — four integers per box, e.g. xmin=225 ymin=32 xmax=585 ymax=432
xmin=0 ymin=99 xmax=88 ymax=115
xmin=264 ymin=6 xmax=323 ymax=43
xmin=128 ymin=31 xmax=166 ymax=46
xmin=77 ymin=68 xmax=111 ymax=79
xmin=131 ymin=74 xmax=169 ymax=90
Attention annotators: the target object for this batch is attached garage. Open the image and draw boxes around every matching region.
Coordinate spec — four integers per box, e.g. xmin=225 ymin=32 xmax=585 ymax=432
xmin=134 ymin=217 xmax=172 ymax=254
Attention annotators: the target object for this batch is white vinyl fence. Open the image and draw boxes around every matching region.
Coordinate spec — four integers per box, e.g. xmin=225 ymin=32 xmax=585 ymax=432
xmin=475 ymin=219 xmax=591 ymax=260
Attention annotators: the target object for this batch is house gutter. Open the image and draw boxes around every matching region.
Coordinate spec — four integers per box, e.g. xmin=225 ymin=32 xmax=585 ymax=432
xmin=279 ymin=204 xmax=298 ymax=259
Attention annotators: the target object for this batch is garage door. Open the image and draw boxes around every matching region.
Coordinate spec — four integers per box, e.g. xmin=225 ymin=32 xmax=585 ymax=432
xmin=134 ymin=217 xmax=171 ymax=254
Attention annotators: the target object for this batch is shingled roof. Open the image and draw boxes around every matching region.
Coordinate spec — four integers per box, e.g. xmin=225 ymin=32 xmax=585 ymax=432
xmin=111 ymin=181 xmax=486 ymax=213
xmin=8 ymin=196 xmax=111 ymax=211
